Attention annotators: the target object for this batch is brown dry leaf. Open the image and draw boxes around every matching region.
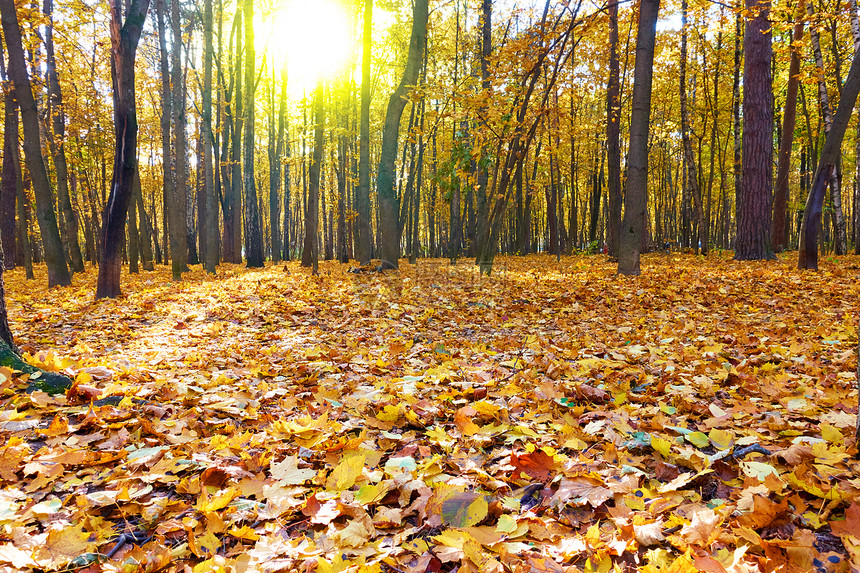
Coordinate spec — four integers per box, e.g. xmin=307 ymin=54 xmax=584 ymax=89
xmin=551 ymin=476 xmax=612 ymax=508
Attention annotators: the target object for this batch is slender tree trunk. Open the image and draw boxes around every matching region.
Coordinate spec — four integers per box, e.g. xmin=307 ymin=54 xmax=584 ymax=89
xmin=799 ymin=44 xmax=860 ymax=269
xmin=679 ymin=0 xmax=705 ymax=254
xmin=606 ymin=0 xmax=622 ymax=258
xmin=242 ymin=0 xmax=264 ymax=267
xmin=355 ymin=0 xmax=373 ymax=265
xmin=851 ymin=0 xmax=860 ymax=254
xmin=474 ymin=0 xmax=492 ymax=264
xmin=156 ymin=0 xmax=181 ymax=277
xmin=1 ymin=58 xmax=18 ymax=268
xmin=269 ymin=66 xmax=286 ymax=264
xmin=301 ymin=81 xmax=324 ymax=273
xmin=43 ymin=0 xmax=84 ymax=273
xmin=732 ymin=8 xmax=742 ymax=248
xmin=127 ymin=175 xmax=139 ymax=274
xmin=0 ymin=0 xmax=70 ymax=287
xmin=735 ymin=0 xmax=774 ymax=260
xmin=772 ymin=5 xmax=804 ymax=252
xmin=808 ymin=1 xmax=848 ymax=255
xmin=171 ymin=0 xmax=191 ymax=270
xmin=202 ymin=0 xmax=217 ymax=273
xmin=377 ymin=0 xmax=429 ymax=270
xmin=96 ymin=0 xmax=150 ymax=298
xmin=618 ymin=0 xmax=660 ymax=275
xmin=135 ymin=173 xmax=154 ymax=270
xmin=225 ymin=7 xmax=243 ymax=264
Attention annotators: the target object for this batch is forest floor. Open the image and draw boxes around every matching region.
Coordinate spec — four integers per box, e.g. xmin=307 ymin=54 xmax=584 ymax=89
xmin=0 ymin=253 xmax=859 ymax=573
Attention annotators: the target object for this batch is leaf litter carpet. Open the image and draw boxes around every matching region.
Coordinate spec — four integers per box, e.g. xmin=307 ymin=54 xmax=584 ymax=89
xmin=0 ymin=254 xmax=859 ymax=573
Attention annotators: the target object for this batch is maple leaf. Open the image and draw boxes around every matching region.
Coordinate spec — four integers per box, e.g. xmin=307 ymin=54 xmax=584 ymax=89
xmin=270 ymin=455 xmax=316 ymax=485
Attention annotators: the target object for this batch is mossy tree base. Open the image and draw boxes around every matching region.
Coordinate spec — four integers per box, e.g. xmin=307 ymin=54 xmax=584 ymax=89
xmin=0 ymin=341 xmax=72 ymax=395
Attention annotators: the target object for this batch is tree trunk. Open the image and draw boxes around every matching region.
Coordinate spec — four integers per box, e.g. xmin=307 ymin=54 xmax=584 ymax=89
xmin=377 ymin=0 xmax=429 ymax=270
xmin=202 ymin=0 xmax=217 ymax=273
xmin=732 ymin=8 xmax=742 ymax=248
xmin=135 ymin=172 xmax=154 ymax=270
xmin=606 ymin=0 xmax=622 ymax=258
xmin=224 ymin=7 xmax=243 ymax=264
xmin=170 ymin=0 xmax=191 ymax=271
xmin=155 ymin=0 xmax=181 ymax=278
xmin=852 ymin=0 xmax=860 ymax=254
xmin=1 ymin=59 xmax=18 ymax=268
xmin=679 ymin=0 xmax=705 ymax=254
xmin=772 ymin=4 xmax=804 ymax=252
xmin=96 ymin=0 xmax=150 ymax=298
xmin=127 ymin=176 xmax=139 ymax=274
xmin=735 ymin=0 xmax=773 ymax=261
xmin=301 ymin=81 xmax=324 ymax=273
xmin=269 ymin=66 xmax=286 ymax=264
xmin=242 ymin=0 xmax=264 ymax=268
xmin=808 ymin=1 xmax=848 ymax=255
xmin=43 ymin=0 xmax=84 ymax=273
xmin=618 ymin=0 xmax=660 ymax=275
xmin=355 ymin=0 xmax=373 ymax=266
xmin=799 ymin=45 xmax=860 ymax=269
xmin=0 ymin=0 xmax=71 ymax=287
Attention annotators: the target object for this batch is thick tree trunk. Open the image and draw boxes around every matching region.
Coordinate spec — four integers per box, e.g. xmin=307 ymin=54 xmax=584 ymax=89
xmin=96 ymin=0 xmax=150 ymax=298
xmin=301 ymin=81 xmax=325 ymax=273
xmin=269 ymin=67 xmax=286 ymax=264
xmin=799 ymin=45 xmax=860 ymax=269
xmin=735 ymin=0 xmax=773 ymax=261
xmin=618 ymin=0 xmax=660 ymax=275
xmin=772 ymin=5 xmax=804 ymax=252
xmin=377 ymin=0 xmax=429 ymax=270
xmin=0 ymin=0 xmax=70 ymax=287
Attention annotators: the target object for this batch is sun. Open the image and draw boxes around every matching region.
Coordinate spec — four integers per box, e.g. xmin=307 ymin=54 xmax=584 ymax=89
xmin=267 ymin=0 xmax=353 ymax=96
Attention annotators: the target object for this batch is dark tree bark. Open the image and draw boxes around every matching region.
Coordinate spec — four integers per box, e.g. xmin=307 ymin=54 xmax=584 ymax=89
xmin=170 ymin=0 xmax=191 ymax=269
xmin=95 ymin=0 xmax=150 ymax=298
xmin=154 ymin=0 xmax=183 ymax=278
xmin=135 ymin=171 xmax=154 ymax=270
xmin=474 ymin=0 xmax=492 ymax=261
xmin=301 ymin=81 xmax=324 ymax=273
xmin=223 ymin=8 xmax=243 ymax=264
xmin=202 ymin=0 xmax=217 ymax=274
xmin=618 ymin=0 xmax=660 ymax=275
xmin=1 ymin=51 xmax=18 ymax=269
xmin=679 ymin=0 xmax=705 ymax=254
xmin=734 ymin=0 xmax=773 ymax=261
xmin=354 ymin=0 xmax=373 ymax=265
xmin=43 ymin=0 xmax=84 ymax=273
xmin=242 ymin=0 xmax=264 ymax=268
xmin=268 ymin=67 xmax=286 ymax=264
xmin=799 ymin=46 xmax=860 ymax=270
xmin=0 ymin=0 xmax=71 ymax=287
xmin=772 ymin=4 xmax=804 ymax=252
xmin=127 ymin=178 xmax=139 ymax=274
xmin=377 ymin=0 xmax=429 ymax=270
xmin=606 ymin=0 xmax=622 ymax=258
